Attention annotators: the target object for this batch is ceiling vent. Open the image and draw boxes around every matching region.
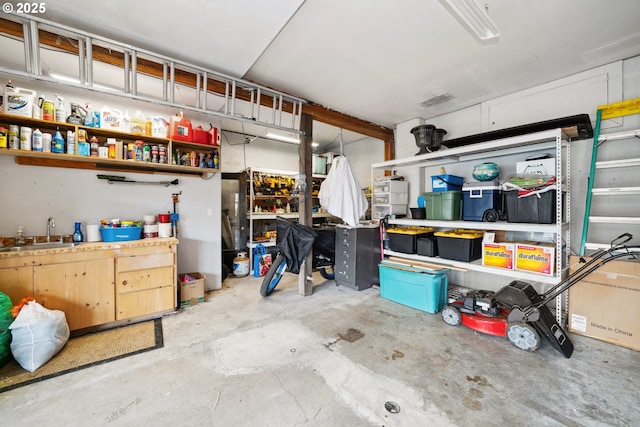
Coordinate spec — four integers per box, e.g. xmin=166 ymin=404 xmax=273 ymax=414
xmin=419 ymin=93 xmax=455 ymax=109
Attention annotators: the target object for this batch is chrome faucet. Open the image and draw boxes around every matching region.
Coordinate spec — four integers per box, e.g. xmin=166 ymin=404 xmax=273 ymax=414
xmin=46 ymin=217 xmax=55 ymax=243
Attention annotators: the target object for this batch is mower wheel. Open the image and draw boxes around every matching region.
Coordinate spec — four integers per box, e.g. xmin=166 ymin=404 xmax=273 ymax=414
xmin=506 ymin=322 xmax=540 ymax=352
xmin=441 ymin=305 xmax=462 ymax=326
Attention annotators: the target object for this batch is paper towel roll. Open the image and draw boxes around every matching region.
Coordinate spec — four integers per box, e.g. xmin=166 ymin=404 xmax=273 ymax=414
xmin=87 ymin=224 xmax=102 ymax=242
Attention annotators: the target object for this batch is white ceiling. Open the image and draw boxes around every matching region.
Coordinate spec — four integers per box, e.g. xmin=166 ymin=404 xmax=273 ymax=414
xmin=32 ymin=0 xmax=640 ymax=149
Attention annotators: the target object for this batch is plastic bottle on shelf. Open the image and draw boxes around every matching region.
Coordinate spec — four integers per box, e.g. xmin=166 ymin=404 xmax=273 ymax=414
xmin=84 ymin=104 xmax=96 ymax=127
xmin=51 ymin=128 xmax=65 ymax=153
xmin=66 ymin=130 xmax=76 ymax=155
xmin=72 ymin=222 xmax=84 ymax=243
xmin=89 ymin=136 xmax=99 ymax=157
xmin=121 ymin=111 xmax=131 ymax=133
xmin=32 ymin=128 xmax=43 ymax=152
xmin=131 ymin=111 xmax=146 ymax=135
xmin=15 ymin=226 xmax=26 ymax=246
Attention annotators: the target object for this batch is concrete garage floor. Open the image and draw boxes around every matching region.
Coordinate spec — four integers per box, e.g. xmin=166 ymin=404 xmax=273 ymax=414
xmin=1 ymin=273 xmax=639 ymax=426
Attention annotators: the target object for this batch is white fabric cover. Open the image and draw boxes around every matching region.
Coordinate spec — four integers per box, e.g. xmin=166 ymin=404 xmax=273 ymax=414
xmin=318 ymin=156 xmax=368 ymax=226
xmin=9 ymin=301 xmax=70 ymax=372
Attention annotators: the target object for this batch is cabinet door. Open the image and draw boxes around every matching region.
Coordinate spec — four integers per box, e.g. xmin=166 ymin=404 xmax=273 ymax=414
xmin=0 ymin=266 xmax=34 ymax=305
xmin=115 ymin=253 xmax=176 ymax=320
xmin=34 ymin=258 xmax=115 ymax=331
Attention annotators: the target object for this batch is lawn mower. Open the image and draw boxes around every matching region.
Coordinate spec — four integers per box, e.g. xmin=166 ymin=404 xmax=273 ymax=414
xmin=441 ymin=233 xmax=639 ymax=358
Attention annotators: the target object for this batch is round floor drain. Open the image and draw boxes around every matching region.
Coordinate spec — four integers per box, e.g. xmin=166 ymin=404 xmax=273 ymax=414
xmin=384 ymin=401 xmax=400 ymax=414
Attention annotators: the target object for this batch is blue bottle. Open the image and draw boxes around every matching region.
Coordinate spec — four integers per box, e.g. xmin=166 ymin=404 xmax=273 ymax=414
xmin=72 ymin=222 xmax=84 ymax=242
xmin=52 ymin=127 xmax=65 ymax=153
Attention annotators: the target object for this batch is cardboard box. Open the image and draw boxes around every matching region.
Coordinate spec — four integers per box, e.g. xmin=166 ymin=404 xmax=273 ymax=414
xmin=568 ymin=256 xmax=640 ymax=351
xmin=515 ymin=242 xmax=555 ymax=276
xmin=516 ymin=157 xmax=556 ymax=176
xmin=179 ymin=272 xmax=205 ymax=307
xmin=482 ymin=242 xmax=515 ymax=270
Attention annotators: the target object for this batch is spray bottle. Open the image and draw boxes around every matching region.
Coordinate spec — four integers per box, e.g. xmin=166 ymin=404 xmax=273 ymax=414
xmin=84 ymin=103 xmax=95 ymax=127
xmin=54 ymin=94 xmax=66 ymax=123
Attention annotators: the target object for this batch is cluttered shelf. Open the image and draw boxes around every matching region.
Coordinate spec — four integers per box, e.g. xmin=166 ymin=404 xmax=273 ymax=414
xmin=383 ymin=249 xmax=561 ymax=285
xmin=0 ymin=112 xmax=220 ymax=177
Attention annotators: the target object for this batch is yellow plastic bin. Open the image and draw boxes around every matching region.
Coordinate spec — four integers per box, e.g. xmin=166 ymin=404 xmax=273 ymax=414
xmin=387 ymin=227 xmax=435 ymax=254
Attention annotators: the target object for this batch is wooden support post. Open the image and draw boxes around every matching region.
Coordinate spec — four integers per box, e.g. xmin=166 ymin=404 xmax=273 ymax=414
xmin=298 ymin=113 xmax=314 ymax=296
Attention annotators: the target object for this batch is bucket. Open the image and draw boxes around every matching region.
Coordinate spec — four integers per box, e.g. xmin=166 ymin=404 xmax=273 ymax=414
xmin=233 ymin=251 xmax=250 ymax=277
xmin=4 ymin=87 xmax=36 ymax=118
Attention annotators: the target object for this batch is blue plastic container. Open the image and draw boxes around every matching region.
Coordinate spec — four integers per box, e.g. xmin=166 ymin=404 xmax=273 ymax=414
xmin=379 ymin=262 xmax=448 ymax=313
xmin=431 ymin=174 xmax=463 ymax=192
xmin=100 ymin=226 xmax=142 ymax=242
xmin=462 ymin=182 xmax=501 ymax=221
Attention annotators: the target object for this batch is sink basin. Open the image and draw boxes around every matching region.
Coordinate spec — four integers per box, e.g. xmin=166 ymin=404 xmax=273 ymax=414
xmin=0 ymin=242 xmax=81 ymax=253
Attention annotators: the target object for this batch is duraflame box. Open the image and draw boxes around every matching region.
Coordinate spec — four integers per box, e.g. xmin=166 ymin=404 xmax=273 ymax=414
xmin=482 ymin=242 xmax=515 ymax=270
xmin=515 ymin=242 xmax=555 ymax=276
xmin=568 ymin=256 xmax=640 ymax=351
xmin=179 ymin=272 xmax=205 ymax=307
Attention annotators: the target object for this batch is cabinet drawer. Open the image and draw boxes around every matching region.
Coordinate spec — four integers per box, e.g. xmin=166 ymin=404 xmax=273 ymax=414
xmin=117 ymin=266 xmax=174 ymax=293
xmin=116 ymin=253 xmax=174 ymax=273
xmin=335 ymin=269 xmax=355 ymax=285
xmin=116 ymin=285 xmax=175 ymax=320
xmin=335 ymin=249 xmax=354 ymax=264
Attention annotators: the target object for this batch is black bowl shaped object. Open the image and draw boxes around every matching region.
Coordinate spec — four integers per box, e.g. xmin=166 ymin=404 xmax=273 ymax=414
xmin=432 ymin=128 xmax=448 ymax=151
xmin=411 ymin=124 xmax=436 ymax=155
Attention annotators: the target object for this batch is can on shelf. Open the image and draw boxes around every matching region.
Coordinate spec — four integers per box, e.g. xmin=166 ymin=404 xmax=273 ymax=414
xmin=20 ymin=127 xmax=32 ymax=150
xmin=9 ymin=125 xmax=19 ymax=149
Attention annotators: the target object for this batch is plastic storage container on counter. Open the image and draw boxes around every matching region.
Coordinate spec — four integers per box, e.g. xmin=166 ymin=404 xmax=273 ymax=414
xmin=434 ymin=229 xmax=484 ymax=262
xmin=386 ymin=227 xmax=435 ymax=254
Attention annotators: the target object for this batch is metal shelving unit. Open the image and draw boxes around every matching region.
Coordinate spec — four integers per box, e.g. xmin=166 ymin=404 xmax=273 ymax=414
xmin=372 ymin=128 xmax=571 ymax=322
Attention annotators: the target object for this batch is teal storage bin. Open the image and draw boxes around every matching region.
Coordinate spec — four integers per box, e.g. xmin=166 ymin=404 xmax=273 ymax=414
xmin=379 ymin=262 xmax=448 ymax=313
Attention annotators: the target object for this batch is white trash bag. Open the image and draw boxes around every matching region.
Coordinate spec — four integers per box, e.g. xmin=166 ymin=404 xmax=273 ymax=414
xmin=9 ymin=301 xmax=70 ymax=372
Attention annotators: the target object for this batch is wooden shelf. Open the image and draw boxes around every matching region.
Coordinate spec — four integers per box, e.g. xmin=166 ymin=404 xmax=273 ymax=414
xmin=0 ymin=112 xmax=220 ymax=177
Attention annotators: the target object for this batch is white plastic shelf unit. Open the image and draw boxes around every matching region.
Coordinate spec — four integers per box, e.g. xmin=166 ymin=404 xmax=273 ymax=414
xmin=372 ymin=179 xmax=409 ymax=219
xmin=372 ymin=128 xmax=571 ymax=321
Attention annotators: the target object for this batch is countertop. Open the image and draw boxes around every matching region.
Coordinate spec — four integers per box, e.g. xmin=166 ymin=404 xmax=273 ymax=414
xmin=0 ymin=237 xmax=179 ymax=259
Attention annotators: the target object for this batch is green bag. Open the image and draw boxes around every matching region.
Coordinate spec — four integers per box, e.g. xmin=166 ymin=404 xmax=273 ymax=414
xmin=0 ymin=291 xmax=14 ymax=367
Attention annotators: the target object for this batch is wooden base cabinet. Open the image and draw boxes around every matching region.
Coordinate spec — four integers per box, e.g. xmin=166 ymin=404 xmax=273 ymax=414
xmin=34 ymin=258 xmax=115 ymax=331
xmin=115 ymin=251 xmax=176 ymax=320
xmin=0 ymin=265 xmax=34 ymax=307
xmin=0 ymin=238 xmax=178 ymax=332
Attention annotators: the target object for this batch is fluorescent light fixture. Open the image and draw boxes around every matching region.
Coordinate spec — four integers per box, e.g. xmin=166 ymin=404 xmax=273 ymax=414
xmin=312 ymin=142 xmax=319 ymax=148
xmin=49 ymin=72 xmax=120 ymax=92
xmin=440 ymin=0 xmax=500 ymax=43
xmin=265 ymin=132 xmax=301 ymax=144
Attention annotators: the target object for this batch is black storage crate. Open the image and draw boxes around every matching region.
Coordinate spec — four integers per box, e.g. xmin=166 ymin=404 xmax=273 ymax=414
xmin=387 ymin=227 xmax=435 ymax=254
xmin=434 ymin=230 xmax=484 ymax=262
xmin=416 ymin=236 xmax=439 ymax=257
xmin=504 ymin=190 xmax=556 ymax=224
